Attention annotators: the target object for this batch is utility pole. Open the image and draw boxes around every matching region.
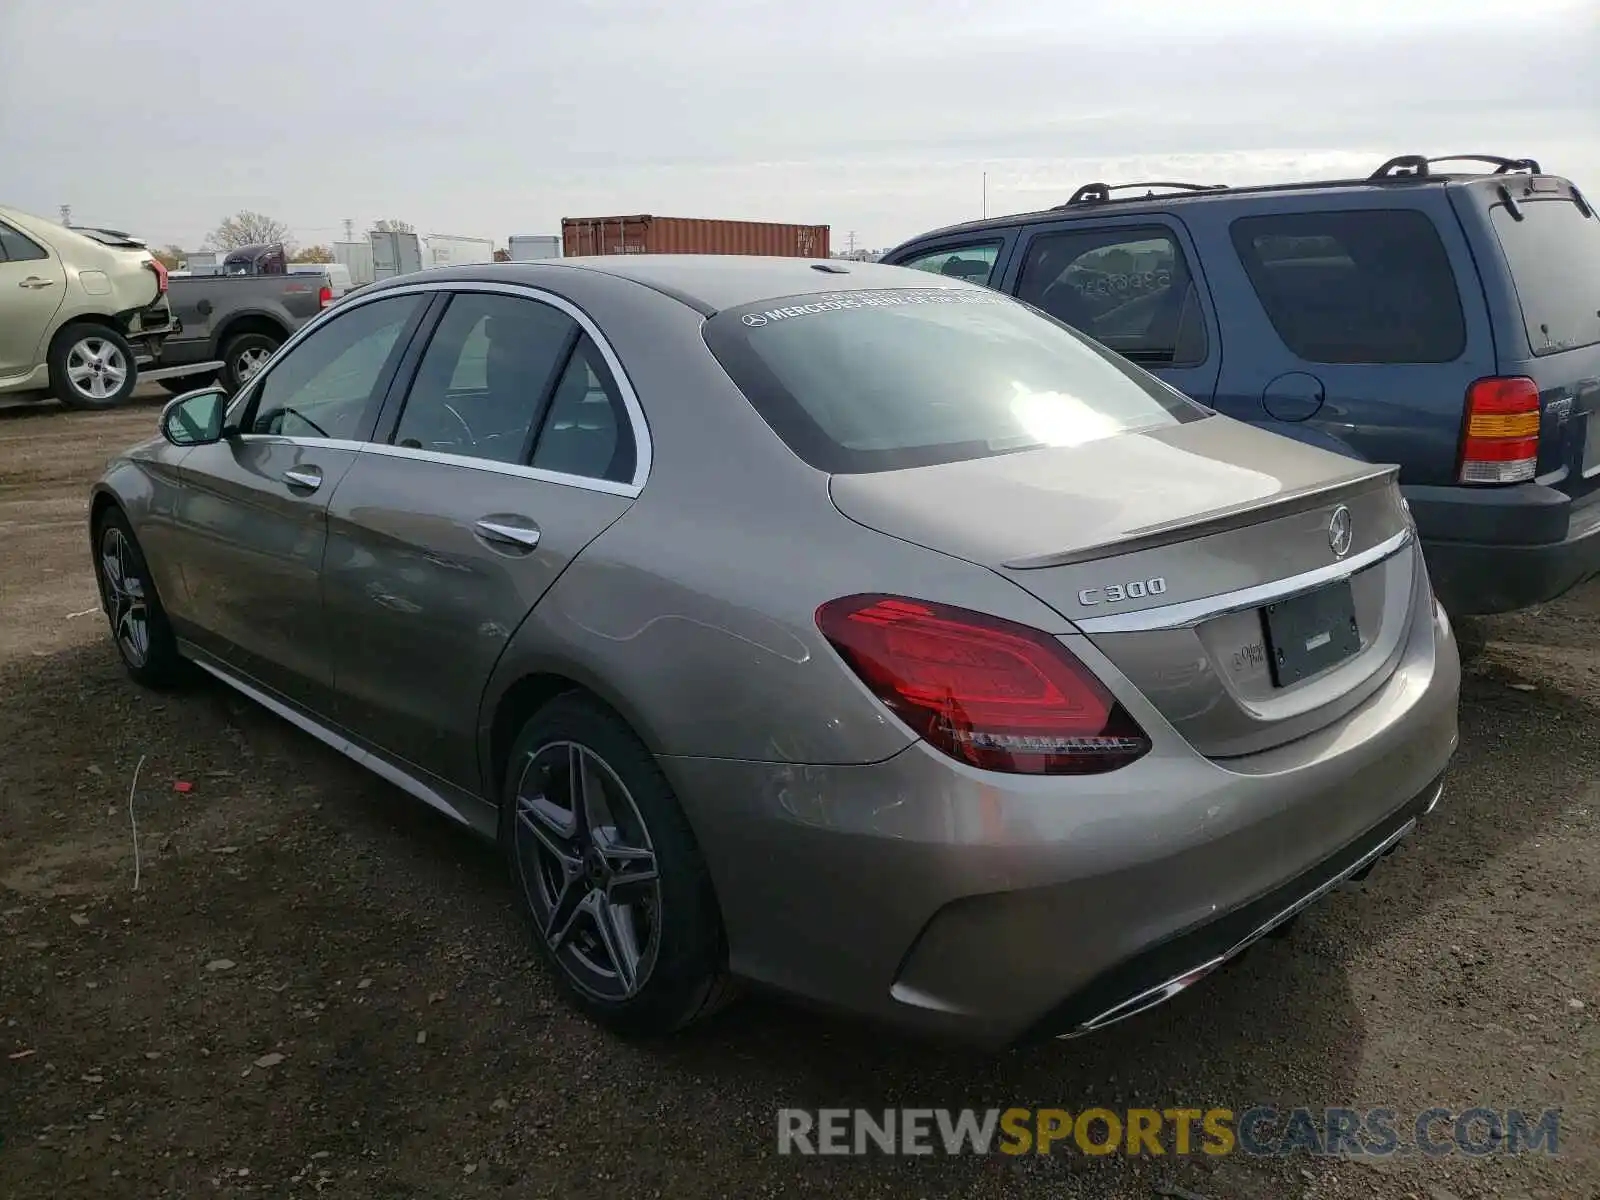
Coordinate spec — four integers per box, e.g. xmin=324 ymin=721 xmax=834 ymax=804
xmin=59 ymin=204 xmax=72 ymax=226
xmin=845 ymin=230 xmax=858 ymax=256
xmin=343 ymin=218 xmax=354 ymax=242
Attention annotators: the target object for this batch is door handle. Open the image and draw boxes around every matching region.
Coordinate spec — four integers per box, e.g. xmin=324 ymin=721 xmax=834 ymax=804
xmin=283 ymin=467 xmax=322 ymax=491
xmin=18 ymin=277 xmax=57 ymax=289
xmin=473 ymin=519 xmax=541 ymax=550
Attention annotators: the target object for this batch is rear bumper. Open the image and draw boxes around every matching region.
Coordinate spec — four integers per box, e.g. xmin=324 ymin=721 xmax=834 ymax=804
xmin=662 ymin=591 xmax=1460 ymax=1048
xmin=1407 ymin=482 xmax=1600 ymax=615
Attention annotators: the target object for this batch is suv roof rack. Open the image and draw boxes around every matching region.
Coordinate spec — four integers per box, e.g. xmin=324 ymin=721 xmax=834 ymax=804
xmin=1057 ymin=181 xmax=1229 ymax=208
xmin=1370 ymin=154 xmax=1543 ymax=180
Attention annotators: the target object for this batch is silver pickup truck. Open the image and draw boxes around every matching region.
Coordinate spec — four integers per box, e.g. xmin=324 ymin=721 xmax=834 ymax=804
xmin=155 ymin=244 xmax=337 ymax=393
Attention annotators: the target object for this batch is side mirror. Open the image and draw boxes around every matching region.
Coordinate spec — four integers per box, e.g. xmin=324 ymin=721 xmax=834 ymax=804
xmin=159 ymin=387 xmax=231 ymax=447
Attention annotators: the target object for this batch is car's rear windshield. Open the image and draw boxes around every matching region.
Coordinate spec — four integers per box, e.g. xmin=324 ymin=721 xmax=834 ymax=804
xmin=702 ymin=286 xmax=1208 ymax=474
xmin=1488 ymin=193 xmax=1600 ymax=356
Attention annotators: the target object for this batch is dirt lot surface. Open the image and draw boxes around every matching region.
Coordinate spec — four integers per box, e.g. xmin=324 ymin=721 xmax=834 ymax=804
xmin=1 ymin=388 xmax=1596 ymax=1199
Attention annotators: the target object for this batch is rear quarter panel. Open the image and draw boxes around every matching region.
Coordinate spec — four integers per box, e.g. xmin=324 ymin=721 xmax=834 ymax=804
xmin=475 ymin=269 xmax=1080 ymax=771
xmin=1189 ymin=185 xmax=1497 ymax=485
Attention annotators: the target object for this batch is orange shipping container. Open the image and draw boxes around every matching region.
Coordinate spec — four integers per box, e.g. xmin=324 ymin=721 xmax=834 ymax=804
xmin=560 ymin=215 xmax=830 ymax=259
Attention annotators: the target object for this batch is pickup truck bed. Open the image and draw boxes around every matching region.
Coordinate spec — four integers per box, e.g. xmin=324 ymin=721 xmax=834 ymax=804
xmin=157 ymin=273 xmax=330 ymax=393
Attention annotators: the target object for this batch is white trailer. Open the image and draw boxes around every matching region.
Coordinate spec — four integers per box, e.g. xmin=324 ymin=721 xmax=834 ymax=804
xmin=370 ymin=230 xmax=423 ymax=280
xmin=334 ymin=240 xmax=375 ymax=286
xmin=424 ymin=233 xmax=495 ymax=269
xmin=508 ymin=234 xmax=561 ymax=261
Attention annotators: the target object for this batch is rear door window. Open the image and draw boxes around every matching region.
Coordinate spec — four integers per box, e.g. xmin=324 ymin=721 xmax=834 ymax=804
xmin=1015 ymin=227 xmax=1208 ymax=367
xmin=702 ymin=286 xmax=1208 ymax=474
xmin=897 ymin=243 xmax=1002 ymax=287
xmin=1229 ymin=210 xmax=1467 ymax=364
xmin=0 ymin=221 xmax=47 ymax=263
xmin=1487 ymin=195 xmax=1600 ymax=356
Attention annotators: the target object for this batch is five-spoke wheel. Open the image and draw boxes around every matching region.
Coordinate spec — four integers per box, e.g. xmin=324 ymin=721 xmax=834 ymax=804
xmin=502 ymin=693 xmax=735 ymax=1035
xmin=512 ymin=741 xmax=662 ymax=1001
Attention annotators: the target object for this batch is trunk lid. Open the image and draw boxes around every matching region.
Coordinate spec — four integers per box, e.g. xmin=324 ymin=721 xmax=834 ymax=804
xmin=830 ymin=416 xmax=1420 ymax=757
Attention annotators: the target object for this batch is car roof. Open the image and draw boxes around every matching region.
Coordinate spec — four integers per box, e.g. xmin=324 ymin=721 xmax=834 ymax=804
xmin=892 ymin=155 xmax=1570 ymax=249
xmin=381 ymin=255 xmax=971 ymax=315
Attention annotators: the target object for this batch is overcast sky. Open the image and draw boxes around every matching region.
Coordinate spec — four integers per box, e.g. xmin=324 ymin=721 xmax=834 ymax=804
xmin=2 ymin=0 xmax=1595 ymax=252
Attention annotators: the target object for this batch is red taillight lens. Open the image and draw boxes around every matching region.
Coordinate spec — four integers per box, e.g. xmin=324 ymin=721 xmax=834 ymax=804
xmin=318 ymin=284 xmax=333 ymax=308
xmin=1459 ymin=376 xmax=1540 ymax=484
xmin=816 ymin=595 xmax=1150 ymax=775
xmin=146 ymin=257 xmax=168 ymax=294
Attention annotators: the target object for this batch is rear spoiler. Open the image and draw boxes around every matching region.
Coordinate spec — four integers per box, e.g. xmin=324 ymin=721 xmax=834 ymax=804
xmin=1003 ymin=463 xmax=1400 ymax=569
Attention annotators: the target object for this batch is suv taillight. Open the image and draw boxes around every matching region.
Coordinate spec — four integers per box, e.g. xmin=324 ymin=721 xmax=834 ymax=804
xmin=1459 ymin=376 xmax=1541 ymax=484
xmin=146 ymin=257 xmax=168 ymax=295
xmin=815 ymin=595 xmax=1150 ymax=775
xmin=318 ymin=284 xmax=333 ymax=308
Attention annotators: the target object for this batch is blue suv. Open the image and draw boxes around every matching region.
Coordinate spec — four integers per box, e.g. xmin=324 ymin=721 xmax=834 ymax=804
xmin=882 ymin=154 xmax=1600 ymax=618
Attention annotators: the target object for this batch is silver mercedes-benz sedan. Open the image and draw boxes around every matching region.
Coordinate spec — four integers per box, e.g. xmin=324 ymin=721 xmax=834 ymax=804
xmin=89 ymin=256 xmax=1460 ymax=1047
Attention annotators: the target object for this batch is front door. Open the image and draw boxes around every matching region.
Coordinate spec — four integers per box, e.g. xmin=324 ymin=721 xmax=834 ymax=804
xmin=170 ymin=291 xmax=432 ymax=713
xmin=322 ymin=286 xmax=642 ymax=792
xmin=0 ymin=219 xmax=67 ymax=383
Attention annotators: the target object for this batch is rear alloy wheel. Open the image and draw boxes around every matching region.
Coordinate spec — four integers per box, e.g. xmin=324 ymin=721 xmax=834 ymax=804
xmin=94 ymin=509 xmax=185 ymax=688
xmin=49 ymin=325 xmax=138 ymax=410
xmin=502 ymin=694 xmax=734 ymax=1035
xmin=219 ymin=332 xmax=279 ymax=393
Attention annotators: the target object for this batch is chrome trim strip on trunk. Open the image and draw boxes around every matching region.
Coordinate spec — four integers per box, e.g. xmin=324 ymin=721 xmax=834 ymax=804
xmin=1072 ymin=527 xmax=1414 ymax=633
xmin=1056 ymin=780 xmax=1442 ymax=1039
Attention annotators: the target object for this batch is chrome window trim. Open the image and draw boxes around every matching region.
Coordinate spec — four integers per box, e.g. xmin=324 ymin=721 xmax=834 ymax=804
xmin=224 ymin=277 xmax=654 ymax=494
xmin=1072 ymin=527 xmax=1414 ymax=633
xmin=356 ymin=442 xmax=642 ymax=498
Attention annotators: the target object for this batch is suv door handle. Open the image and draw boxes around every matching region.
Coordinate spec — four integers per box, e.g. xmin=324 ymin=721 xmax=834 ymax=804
xmin=473 ymin=519 xmax=541 ymax=550
xmin=283 ymin=467 xmax=323 ymax=491
xmin=18 ymin=277 xmax=57 ymax=289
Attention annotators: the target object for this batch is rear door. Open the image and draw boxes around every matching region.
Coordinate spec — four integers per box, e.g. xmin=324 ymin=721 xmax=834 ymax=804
xmin=322 ymin=284 xmax=644 ymax=793
xmin=0 ymin=217 xmax=67 ymax=379
xmin=1193 ymin=193 xmax=1495 ymax=480
xmin=1453 ymin=176 xmax=1600 ymax=506
xmin=1000 ymin=214 xmax=1223 ymax=403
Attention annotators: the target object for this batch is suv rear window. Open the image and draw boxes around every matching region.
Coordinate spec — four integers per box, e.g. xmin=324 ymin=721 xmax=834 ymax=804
xmin=1230 ymin=210 xmax=1467 ymax=364
xmin=702 ymin=287 xmax=1207 ymax=474
xmin=1488 ymin=195 xmax=1600 ymax=356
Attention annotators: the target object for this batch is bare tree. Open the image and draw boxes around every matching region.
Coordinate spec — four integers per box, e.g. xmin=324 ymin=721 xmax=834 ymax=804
xmin=152 ymin=244 xmax=186 ymax=270
xmin=291 ymin=244 xmax=335 ymax=263
xmin=372 ymin=219 xmax=415 ymax=234
xmin=204 ymin=211 xmax=291 ymax=251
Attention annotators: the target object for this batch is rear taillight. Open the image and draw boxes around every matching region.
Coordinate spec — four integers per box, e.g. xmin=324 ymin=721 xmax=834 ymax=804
xmin=318 ymin=284 xmax=333 ymax=308
xmin=1459 ymin=376 xmax=1541 ymax=484
xmin=146 ymin=257 xmax=168 ymax=294
xmin=816 ymin=595 xmax=1150 ymax=775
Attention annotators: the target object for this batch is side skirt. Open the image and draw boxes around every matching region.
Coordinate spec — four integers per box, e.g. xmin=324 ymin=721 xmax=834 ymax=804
xmin=179 ymin=640 xmax=499 ymax=841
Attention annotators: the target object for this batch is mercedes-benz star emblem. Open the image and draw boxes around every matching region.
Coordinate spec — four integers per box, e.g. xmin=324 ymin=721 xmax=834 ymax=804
xmin=742 ymin=313 xmax=767 ymax=327
xmin=1328 ymin=504 xmax=1353 ymax=558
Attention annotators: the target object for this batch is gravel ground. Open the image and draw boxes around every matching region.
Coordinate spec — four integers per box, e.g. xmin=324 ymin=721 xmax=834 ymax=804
xmin=0 ymin=388 xmax=1595 ymax=1199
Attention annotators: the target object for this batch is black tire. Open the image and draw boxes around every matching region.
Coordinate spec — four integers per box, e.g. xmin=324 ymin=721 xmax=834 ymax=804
xmin=48 ymin=323 xmax=138 ymax=410
xmin=500 ymin=692 xmax=736 ymax=1037
xmin=157 ymin=372 xmax=217 ymax=395
xmin=91 ymin=507 xmax=186 ymax=689
xmin=218 ymin=331 xmax=281 ymax=394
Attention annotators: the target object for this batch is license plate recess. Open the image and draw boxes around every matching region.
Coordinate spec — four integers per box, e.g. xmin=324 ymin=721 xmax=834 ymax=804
xmin=1262 ymin=581 xmax=1360 ymax=687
